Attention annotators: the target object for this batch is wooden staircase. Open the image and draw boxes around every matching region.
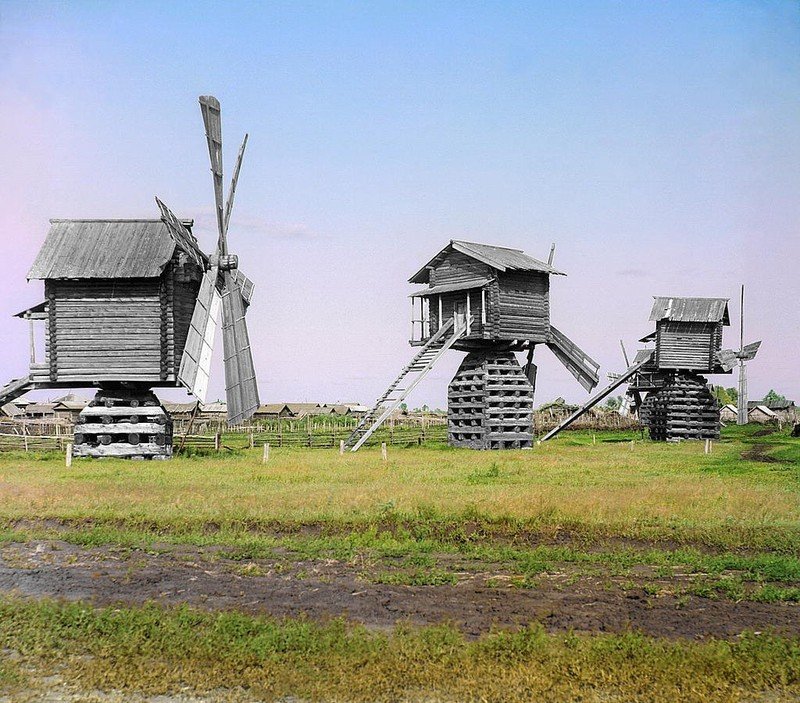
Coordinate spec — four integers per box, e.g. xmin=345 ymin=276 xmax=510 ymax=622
xmin=345 ymin=317 xmax=469 ymax=452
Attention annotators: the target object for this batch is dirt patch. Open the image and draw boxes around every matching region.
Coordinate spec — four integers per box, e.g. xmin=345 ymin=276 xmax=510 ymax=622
xmin=752 ymin=428 xmax=777 ymax=438
xmin=741 ymin=443 xmax=783 ymax=463
xmin=1 ymin=541 xmax=797 ymax=641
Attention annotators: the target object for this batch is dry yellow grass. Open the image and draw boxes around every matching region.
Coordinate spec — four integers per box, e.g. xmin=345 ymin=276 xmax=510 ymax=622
xmin=0 ymin=429 xmax=797 ymax=548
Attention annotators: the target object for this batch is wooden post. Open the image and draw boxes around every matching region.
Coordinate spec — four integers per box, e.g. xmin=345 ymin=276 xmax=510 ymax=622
xmin=381 ymin=442 xmax=387 ymax=462
xmin=262 ymin=443 xmax=270 ymax=463
xmin=339 ymin=440 xmax=345 ymax=455
xmin=704 ymin=438 xmax=711 ymax=454
xmin=65 ymin=443 xmax=73 ymax=467
xmin=214 ymin=431 xmax=221 ymax=451
xmin=249 ymin=432 xmax=254 ymax=449
xmin=592 ymin=433 xmax=596 ymax=445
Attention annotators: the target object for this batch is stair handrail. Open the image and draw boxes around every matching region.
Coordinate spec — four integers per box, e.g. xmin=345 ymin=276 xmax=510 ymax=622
xmin=345 ymin=316 xmax=470 ymax=451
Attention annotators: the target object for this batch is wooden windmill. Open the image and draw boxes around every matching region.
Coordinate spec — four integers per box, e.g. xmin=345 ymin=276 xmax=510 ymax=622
xmin=0 ymin=96 xmax=259 ymax=458
xmin=345 ymin=240 xmax=600 ymax=451
xmin=540 ymin=294 xmax=760 ymax=442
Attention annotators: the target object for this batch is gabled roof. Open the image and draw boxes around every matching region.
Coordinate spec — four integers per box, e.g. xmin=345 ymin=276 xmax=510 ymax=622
xmin=285 ymin=403 xmax=323 ymax=415
xmin=256 ymin=403 xmax=292 ymax=414
xmin=409 ymin=240 xmax=565 ymax=284
xmin=748 ymin=399 xmax=795 ymax=410
xmin=749 ymin=405 xmax=777 ymax=417
xmin=53 ymin=400 xmax=87 ymax=411
xmin=28 ymin=217 xmax=206 ymax=280
xmin=649 ymin=297 xmax=730 ymax=324
xmin=162 ymin=402 xmax=199 ymax=414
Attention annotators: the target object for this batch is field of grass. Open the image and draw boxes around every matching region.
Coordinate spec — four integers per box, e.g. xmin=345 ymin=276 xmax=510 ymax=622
xmin=0 ymin=425 xmax=797 ymax=548
xmin=0 ymin=598 xmax=798 ymax=703
xmin=0 ymin=424 xmax=798 ymax=701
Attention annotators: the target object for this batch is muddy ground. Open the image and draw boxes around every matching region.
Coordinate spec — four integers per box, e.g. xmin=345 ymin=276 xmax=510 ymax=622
xmin=1 ymin=540 xmax=797 ymax=640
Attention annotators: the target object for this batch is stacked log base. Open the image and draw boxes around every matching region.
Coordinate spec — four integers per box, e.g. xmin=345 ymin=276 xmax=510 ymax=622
xmin=73 ymin=389 xmax=173 ymax=459
xmin=448 ymin=351 xmax=534 ymax=450
xmin=637 ymin=394 xmax=655 ymax=427
xmin=646 ymin=373 xmax=720 ymax=441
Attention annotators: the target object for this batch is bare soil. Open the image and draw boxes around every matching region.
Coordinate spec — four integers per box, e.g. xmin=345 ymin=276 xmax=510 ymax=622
xmin=1 ymin=540 xmax=797 ymax=640
xmin=741 ymin=443 xmax=785 ymax=463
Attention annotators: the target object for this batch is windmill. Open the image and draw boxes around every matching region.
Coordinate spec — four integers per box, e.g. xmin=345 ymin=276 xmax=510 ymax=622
xmin=541 ymin=293 xmax=761 ymax=442
xmin=0 ymin=95 xmax=260 ymax=458
xmin=344 ymin=240 xmax=600 ymax=451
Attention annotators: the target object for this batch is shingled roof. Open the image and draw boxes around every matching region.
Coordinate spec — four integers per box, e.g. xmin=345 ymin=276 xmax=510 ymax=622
xmin=649 ymin=297 xmax=730 ymax=324
xmin=28 ymin=218 xmax=205 ymax=280
xmin=409 ymin=240 xmax=565 ymax=284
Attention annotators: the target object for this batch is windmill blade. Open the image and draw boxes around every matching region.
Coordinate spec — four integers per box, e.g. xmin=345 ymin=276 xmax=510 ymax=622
xmin=199 ymin=95 xmax=226 ymax=251
xmin=715 ymin=349 xmax=738 ymax=373
xmin=230 ymin=268 xmax=254 ymax=305
xmin=155 ymin=197 xmax=206 ymax=267
xmin=221 ymin=270 xmax=259 ymax=424
xmin=223 ymin=134 xmax=248 ymax=236
xmin=178 ymin=268 xmax=222 ymax=402
xmin=546 ymin=325 xmax=600 ymax=392
xmin=738 ymin=340 xmax=761 ymax=362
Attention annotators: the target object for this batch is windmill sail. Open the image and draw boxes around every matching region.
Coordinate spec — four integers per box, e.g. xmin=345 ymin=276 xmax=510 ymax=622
xmin=199 ymin=95 xmax=226 ymax=251
xmin=196 ymin=95 xmax=260 ymax=423
xmin=155 ymin=197 xmax=206 ymax=267
xmin=739 ymin=340 xmax=761 ymax=362
xmin=546 ymin=325 xmax=600 ymax=392
xmin=178 ymin=268 xmax=222 ymax=402
xmin=221 ymin=271 xmax=259 ymax=424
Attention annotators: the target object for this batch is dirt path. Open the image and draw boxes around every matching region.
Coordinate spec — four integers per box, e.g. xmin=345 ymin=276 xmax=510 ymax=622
xmin=1 ymin=541 xmax=797 ymax=640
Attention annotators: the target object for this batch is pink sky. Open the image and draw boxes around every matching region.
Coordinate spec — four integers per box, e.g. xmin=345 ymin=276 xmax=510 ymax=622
xmin=1 ymin=1 xmax=798 ymax=409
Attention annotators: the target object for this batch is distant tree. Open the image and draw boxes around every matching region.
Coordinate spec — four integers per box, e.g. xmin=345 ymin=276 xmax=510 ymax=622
xmin=713 ymin=387 xmax=733 ymax=405
xmin=763 ymin=390 xmax=787 ymax=404
xmin=400 ymin=403 xmax=408 ymax=412
xmin=604 ymin=396 xmax=622 ymax=410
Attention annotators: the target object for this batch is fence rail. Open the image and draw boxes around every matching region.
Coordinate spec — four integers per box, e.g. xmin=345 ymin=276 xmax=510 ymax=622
xmin=0 ymin=410 xmax=639 ymax=454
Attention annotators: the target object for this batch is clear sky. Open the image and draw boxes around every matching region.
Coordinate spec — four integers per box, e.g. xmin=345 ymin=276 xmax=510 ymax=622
xmin=1 ymin=0 xmax=798 ymax=409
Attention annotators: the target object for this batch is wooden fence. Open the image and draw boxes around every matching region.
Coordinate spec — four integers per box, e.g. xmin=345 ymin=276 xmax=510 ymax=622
xmin=0 ymin=410 xmax=640 ymax=454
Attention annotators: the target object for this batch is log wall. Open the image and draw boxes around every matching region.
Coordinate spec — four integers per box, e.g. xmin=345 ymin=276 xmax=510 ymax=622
xmin=46 ymin=278 xmax=164 ymax=383
xmin=496 ymin=271 xmax=549 ymax=341
xmin=655 ymin=321 xmax=722 ymax=371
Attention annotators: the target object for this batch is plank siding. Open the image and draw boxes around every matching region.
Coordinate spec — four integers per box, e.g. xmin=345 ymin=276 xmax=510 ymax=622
xmin=430 ymin=252 xmax=492 ymax=286
xmin=656 ymin=321 xmax=721 ymax=370
xmin=496 ymin=271 xmax=549 ymax=341
xmin=48 ymin=279 xmax=163 ymax=382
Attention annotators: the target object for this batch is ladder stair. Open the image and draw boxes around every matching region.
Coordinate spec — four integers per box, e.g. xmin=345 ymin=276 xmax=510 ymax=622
xmin=345 ymin=317 xmax=470 ymax=451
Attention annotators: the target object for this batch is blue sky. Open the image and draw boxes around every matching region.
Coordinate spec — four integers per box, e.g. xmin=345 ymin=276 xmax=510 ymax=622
xmin=1 ymin=1 xmax=798 ymax=407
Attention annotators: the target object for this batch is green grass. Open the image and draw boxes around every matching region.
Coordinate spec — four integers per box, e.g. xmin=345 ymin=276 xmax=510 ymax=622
xmin=0 ymin=597 xmax=798 ymax=702
xmin=0 ymin=425 xmax=798 ymax=551
xmin=3 ymin=521 xmax=799 ymax=601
